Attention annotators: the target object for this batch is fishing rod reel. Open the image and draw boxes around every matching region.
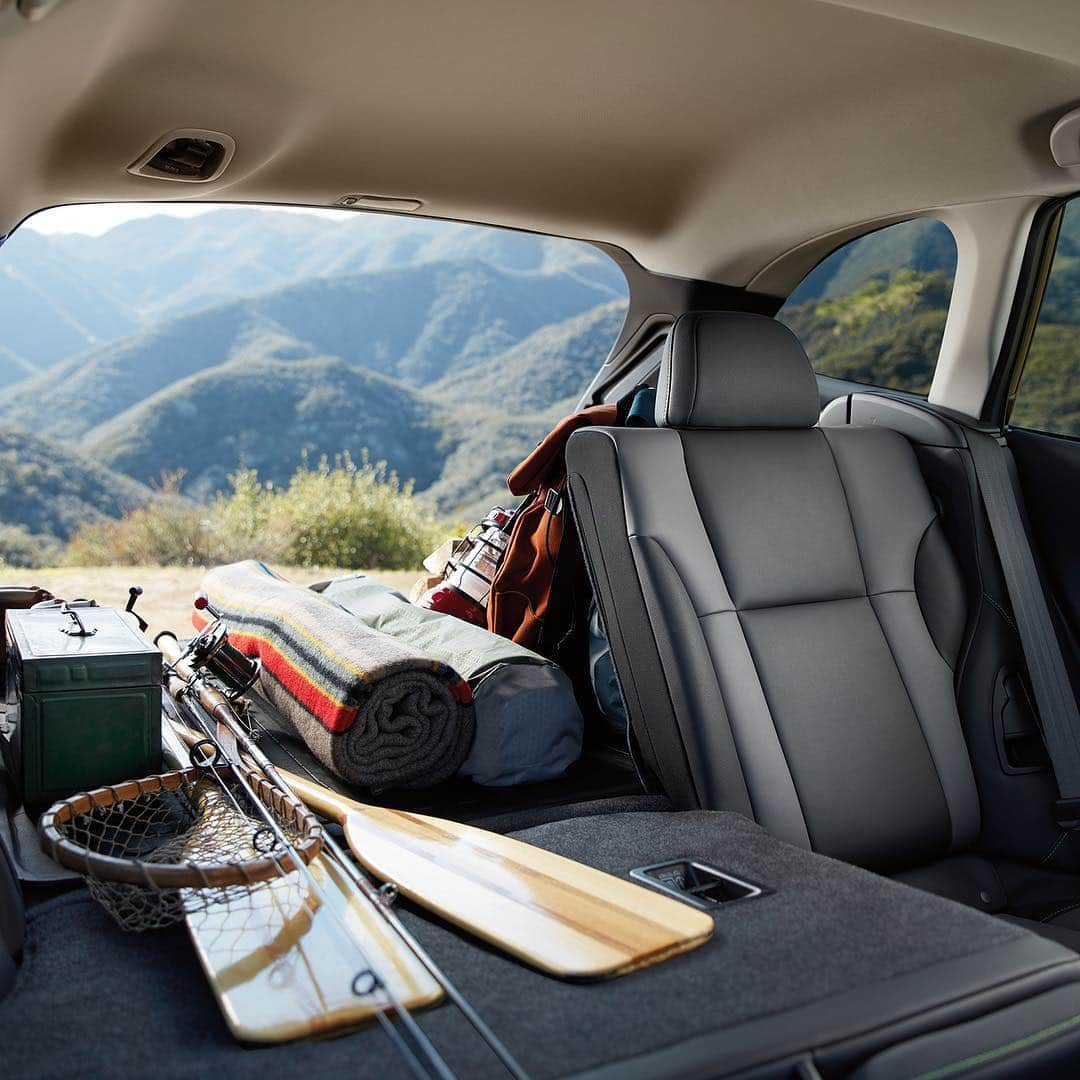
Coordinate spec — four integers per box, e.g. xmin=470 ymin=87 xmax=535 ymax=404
xmin=164 ymin=617 xmax=262 ymax=702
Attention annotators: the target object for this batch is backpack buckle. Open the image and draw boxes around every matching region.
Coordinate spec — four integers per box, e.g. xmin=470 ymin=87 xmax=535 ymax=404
xmin=544 ymin=488 xmax=563 ymax=516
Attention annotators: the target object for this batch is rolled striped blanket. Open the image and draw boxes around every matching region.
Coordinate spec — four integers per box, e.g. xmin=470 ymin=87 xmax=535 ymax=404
xmin=193 ymin=561 xmax=475 ymax=791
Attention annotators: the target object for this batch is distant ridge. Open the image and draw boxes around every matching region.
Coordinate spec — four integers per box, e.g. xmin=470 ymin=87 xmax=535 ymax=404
xmin=2 ymin=259 xmax=615 ymax=440
xmin=0 ymin=427 xmax=150 ymax=541
xmin=83 ymin=356 xmax=444 ymax=498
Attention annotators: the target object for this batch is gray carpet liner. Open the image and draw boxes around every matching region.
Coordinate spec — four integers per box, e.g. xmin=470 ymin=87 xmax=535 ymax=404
xmin=1 ymin=811 xmax=1052 ymax=1078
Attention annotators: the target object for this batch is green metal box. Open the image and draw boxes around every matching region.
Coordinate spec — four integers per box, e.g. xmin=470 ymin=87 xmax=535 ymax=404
xmin=4 ymin=604 xmax=161 ymax=810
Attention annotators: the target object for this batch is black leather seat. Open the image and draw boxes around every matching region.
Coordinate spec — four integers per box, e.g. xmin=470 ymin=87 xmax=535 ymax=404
xmin=567 ymin=310 xmax=1080 ymax=944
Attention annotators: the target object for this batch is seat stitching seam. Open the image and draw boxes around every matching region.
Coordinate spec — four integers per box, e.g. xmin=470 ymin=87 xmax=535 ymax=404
xmin=639 ymin=532 xmax=758 ymax=817
xmin=1040 ymin=898 xmax=1080 ymax=923
xmin=818 ymin=427 xmax=871 ymax=599
xmin=1040 ymin=829 xmax=1070 ymax=867
xmin=674 ymin=432 xmax=809 ymax=842
xmin=689 ymin=588 xmax=922 ymax=619
xmin=984 ymin=591 xmax=1019 ymax=635
xmin=865 ymin=591 xmax=954 ymax=843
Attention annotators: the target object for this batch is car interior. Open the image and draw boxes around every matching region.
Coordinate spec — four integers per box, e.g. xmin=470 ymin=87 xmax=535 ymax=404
xmin=3 ymin=1 xmax=1080 ymax=1077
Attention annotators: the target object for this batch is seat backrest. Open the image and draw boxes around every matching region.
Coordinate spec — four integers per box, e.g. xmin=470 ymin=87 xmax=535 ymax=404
xmin=567 ymin=312 xmax=979 ymax=871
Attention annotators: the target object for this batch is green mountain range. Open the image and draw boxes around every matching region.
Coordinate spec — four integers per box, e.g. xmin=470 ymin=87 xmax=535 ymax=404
xmin=2 ymin=258 xmax=618 ymax=441
xmin=83 ymin=356 xmax=446 ymax=500
xmin=0 ymin=209 xmax=624 ymax=384
xmin=0 ymin=206 xmax=1075 ymax=560
xmin=0 ymin=212 xmax=628 ymax=547
xmin=781 ymin=214 xmax=1078 ymax=433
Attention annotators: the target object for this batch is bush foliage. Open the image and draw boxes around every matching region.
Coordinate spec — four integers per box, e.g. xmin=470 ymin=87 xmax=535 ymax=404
xmin=65 ymin=453 xmax=441 ymax=570
xmin=0 ymin=524 xmax=63 ymax=569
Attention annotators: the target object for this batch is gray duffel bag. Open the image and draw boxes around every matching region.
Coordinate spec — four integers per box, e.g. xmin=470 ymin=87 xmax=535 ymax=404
xmin=314 ymin=574 xmax=583 ymax=786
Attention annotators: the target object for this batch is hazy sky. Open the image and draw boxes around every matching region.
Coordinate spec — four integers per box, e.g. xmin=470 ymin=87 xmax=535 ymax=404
xmin=23 ymin=202 xmax=346 ymax=236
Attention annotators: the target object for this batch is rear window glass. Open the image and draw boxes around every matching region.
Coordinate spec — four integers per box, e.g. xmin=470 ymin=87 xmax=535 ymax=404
xmin=777 ymin=218 xmax=957 ymax=396
xmin=0 ymin=203 xmax=626 ymax=625
xmin=1010 ymin=200 xmax=1080 ymax=438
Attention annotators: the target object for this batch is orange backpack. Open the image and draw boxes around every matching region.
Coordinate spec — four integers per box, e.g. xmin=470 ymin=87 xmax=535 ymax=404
xmin=487 ymin=403 xmax=617 ymax=651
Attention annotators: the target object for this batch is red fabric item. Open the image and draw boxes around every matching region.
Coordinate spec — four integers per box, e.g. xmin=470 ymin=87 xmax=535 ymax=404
xmin=488 ymin=404 xmax=617 ymax=648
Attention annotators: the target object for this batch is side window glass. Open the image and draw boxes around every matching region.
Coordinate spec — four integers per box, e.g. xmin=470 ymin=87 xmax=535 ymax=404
xmin=1010 ymin=201 xmax=1080 ymax=437
xmin=777 ymin=218 xmax=957 ymax=395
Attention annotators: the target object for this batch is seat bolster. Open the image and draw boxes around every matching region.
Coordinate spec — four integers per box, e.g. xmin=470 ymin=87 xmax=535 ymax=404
xmin=566 ymin=428 xmax=704 ymax=807
xmin=821 ymin=425 xmax=936 ymax=594
xmin=915 ymin=515 xmax=968 ymax=668
xmin=605 ymin=428 xmax=734 ymax=617
xmin=628 ymin=535 xmax=756 ymax=819
xmin=871 ymin=591 xmax=981 ymax=852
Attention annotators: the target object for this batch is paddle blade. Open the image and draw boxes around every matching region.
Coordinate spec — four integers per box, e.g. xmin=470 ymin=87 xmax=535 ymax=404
xmin=186 ymin=851 xmax=443 ymax=1042
xmin=340 ymin=804 xmax=714 ymax=981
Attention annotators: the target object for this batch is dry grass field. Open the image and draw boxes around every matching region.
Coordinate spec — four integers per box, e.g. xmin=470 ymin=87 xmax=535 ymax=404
xmin=17 ymin=565 xmax=422 ymax=639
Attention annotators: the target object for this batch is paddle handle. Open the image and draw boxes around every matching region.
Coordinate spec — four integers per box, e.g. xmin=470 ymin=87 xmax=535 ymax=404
xmin=166 ymin=712 xmax=358 ymax=827
xmin=276 ymin=768 xmax=362 ymax=825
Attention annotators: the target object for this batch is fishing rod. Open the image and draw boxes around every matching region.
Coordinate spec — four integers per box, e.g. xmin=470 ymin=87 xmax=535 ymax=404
xmin=159 ymin=657 xmax=457 ymax=1080
xmin=159 ymin=628 xmax=528 ymax=1080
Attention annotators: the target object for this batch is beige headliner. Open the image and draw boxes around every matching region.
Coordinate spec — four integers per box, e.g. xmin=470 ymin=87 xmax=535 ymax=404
xmin=2 ymin=0 xmax=1080 ymax=291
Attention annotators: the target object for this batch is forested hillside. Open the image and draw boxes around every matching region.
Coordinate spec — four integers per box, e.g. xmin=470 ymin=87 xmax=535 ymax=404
xmin=83 ymin=357 xmax=445 ymax=498
xmin=0 ymin=210 xmax=627 ymax=554
xmin=1012 ymin=211 xmax=1080 ymax=435
xmin=0 ymin=427 xmax=149 ymax=555
xmin=781 ymin=215 xmax=1077 ymax=428
xmin=0 ymin=209 xmax=624 ymax=383
xmin=1 ymin=204 xmax=1075 ymax=567
xmin=2 ymin=259 xmax=617 ymax=440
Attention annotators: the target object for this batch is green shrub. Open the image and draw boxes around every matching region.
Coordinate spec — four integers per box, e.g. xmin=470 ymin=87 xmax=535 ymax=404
xmin=65 ymin=472 xmax=213 ymax=567
xmin=0 ymin=524 xmax=63 ymax=569
xmin=269 ymin=453 xmax=440 ymax=569
xmin=64 ymin=452 xmax=440 ymax=570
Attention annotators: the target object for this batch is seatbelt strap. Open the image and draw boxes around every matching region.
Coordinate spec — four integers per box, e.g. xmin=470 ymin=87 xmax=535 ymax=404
xmin=968 ymin=429 xmax=1080 ymax=817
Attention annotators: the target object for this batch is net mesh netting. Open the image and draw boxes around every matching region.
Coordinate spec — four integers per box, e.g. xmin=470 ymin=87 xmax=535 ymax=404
xmin=49 ymin=770 xmax=310 ymax=932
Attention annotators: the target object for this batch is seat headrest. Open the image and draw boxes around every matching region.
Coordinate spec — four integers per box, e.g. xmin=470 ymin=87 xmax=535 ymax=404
xmin=656 ymin=311 xmax=820 ymax=429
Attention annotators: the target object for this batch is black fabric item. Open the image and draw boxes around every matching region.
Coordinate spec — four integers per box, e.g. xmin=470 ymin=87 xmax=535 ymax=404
xmin=967 ymin=429 xmax=1080 ymax=803
xmin=7 ymin=811 xmax=1080 ymax=1079
xmin=656 ymin=311 xmax=820 ymax=430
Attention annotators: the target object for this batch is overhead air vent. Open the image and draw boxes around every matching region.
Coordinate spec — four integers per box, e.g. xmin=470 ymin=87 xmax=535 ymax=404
xmin=127 ymin=129 xmax=236 ymax=183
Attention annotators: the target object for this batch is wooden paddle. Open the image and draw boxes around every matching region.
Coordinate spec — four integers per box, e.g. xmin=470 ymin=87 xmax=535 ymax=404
xmin=161 ymin=721 xmax=442 ymax=1043
xmin=159 ymin=634 xmax=713 ymax=981
xmin=279 ymin=768 xmax=715 ymax=980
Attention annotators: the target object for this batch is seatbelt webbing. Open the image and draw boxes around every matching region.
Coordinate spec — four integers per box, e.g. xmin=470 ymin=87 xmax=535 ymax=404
xmin=968 ymin=429 xmax=1080 ymax=804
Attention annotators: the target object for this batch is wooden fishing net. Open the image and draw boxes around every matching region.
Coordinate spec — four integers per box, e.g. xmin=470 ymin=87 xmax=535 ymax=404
xmin=38 ymin=764 xmax=323 ymax=932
